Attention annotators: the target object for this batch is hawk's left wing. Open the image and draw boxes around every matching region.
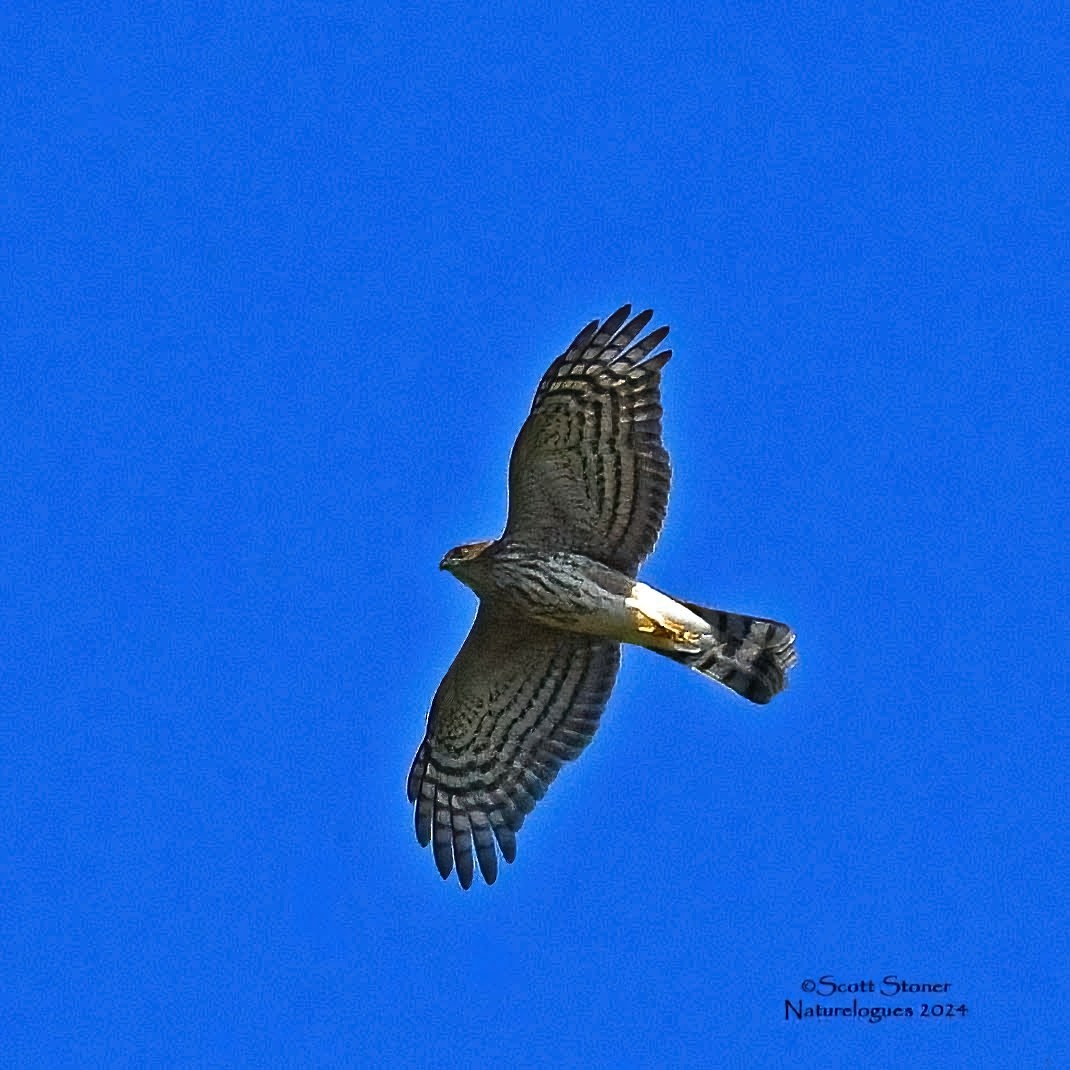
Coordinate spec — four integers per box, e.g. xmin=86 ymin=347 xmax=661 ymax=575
xmin=407 ymin=606 xmax=620 ymax=888
xmin=502 ymin=306 xmax=672 ymax=576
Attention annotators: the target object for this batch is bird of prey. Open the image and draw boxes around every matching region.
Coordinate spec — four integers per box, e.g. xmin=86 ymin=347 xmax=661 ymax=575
xmin=407 ymin=306 xmax=796 ymax=888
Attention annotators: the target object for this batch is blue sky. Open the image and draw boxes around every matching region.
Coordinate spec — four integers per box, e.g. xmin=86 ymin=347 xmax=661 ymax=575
xmin=5 ymin=3 xmax=1067 ymax=1066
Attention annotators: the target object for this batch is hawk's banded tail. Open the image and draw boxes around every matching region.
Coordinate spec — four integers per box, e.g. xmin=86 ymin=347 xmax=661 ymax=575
xmin=662 ymin=602 xmax=797 ymax=704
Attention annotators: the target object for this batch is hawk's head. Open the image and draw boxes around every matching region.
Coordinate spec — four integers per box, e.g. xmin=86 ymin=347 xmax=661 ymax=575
xmin=440 ymin=540 xmax=494 ymax=573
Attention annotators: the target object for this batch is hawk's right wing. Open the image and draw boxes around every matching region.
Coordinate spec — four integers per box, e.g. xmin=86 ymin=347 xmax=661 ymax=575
xmin=407 ymin=607 xmax=620 ymax=889
xmin=502 ymin=306 xmax=672 ymax=577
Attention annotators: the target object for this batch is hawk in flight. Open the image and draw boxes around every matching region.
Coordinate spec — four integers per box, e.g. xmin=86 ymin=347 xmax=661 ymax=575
xmin=407 ymin=306 xmax=796 ymax=888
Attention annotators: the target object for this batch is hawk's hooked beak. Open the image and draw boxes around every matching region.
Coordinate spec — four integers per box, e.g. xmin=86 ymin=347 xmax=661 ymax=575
xmin=440 ymin=540 xmax=493 ymax=571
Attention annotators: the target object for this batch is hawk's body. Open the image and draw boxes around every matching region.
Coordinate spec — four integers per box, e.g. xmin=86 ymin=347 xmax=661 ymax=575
xmin=407 ymin=307 xmax=796 ymax=888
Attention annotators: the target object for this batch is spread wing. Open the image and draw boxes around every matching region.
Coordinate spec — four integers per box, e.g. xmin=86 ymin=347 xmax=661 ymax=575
xmin=407 ymin=607 xmax=620 ymax=889
xmin=502 ymin=305 xmax=672 ymax=576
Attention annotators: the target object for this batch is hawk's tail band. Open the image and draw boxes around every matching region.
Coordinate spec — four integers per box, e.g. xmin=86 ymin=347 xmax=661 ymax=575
xmin=660 ymin=602 xmax=797 ymax=704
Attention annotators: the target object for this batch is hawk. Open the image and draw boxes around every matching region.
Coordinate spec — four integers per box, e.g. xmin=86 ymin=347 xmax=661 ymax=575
xmin=407 ymin=306 xmax=796 ymax=888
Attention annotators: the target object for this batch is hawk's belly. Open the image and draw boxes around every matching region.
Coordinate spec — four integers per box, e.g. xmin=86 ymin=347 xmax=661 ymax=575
xmin=482 ymin=549 xmax=709 ymax=653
